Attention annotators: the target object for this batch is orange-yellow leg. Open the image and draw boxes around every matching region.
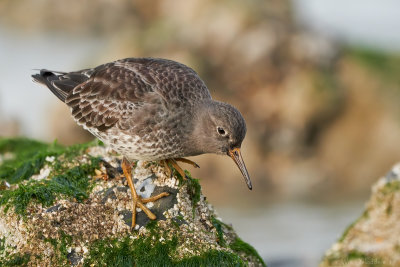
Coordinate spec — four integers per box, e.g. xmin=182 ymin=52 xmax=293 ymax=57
xmin=161 ymin=160 xmax=172 ymax=177
xmin=175 ymin=158 xmax=200 ymax=168
xmin=122 ymin=157 xmax=169 ymax=229
xmin=161 ymin=158 xmax=200 ymax=179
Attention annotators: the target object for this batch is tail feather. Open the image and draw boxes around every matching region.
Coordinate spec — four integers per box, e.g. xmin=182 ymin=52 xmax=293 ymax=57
xmin=32 ymin=69 xmax=90 ymax=102
xmin=32 ymin=70 xmax=70 ymax=102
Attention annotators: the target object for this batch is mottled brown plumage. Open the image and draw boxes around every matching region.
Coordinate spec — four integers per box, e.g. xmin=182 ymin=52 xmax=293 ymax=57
xmin=32 ymin=57 xmax=252 ymax=228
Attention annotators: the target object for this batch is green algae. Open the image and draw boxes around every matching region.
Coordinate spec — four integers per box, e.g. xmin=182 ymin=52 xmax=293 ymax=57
xmin=0 ymin=253 xmax=31 ymax=267
xmin=84 ymin=234 xmax=178 ymax=267
xmin=0 ymin=237 xmax=5 ymax=256
xmin=326 ymin=250 xmax=383 ymax=267
xmin=185 ymin=170 xmax=202 ymax=215
xmin=176 ymin=250 xmax=244 ymax=267
xmin=0 ymin=138 xmax=102 ymax=216
xmin=170 ymin=167 xmax=202 ymax=216
xmin=229 ymin=237 xmax=266 ymax=267
xmin=44 ymin=231 xmax=73 ymax=266
xmin=0 ymin=137 xmax=101 ymax=184
xmin=338 ymin=210 xmax=369 ymax=243
xmin=0 ymin=157 xmax=100 ymax=216
xmin=211 ymin=216 xmax=226 ymax=247
xmin=380 ymin=180 xmax=400 ymax=195
xmin=0 ymin=138 xmax=58 ymax=184
xmin=0 ymin=138 xmax=49 ymax=156
xmin=158 ymin=160 xmax=201 ymax=212
xmin=84 ymin=226 xmax=245 ymax=267
xmin=0 ymin=235 xmax=32 ymax=266
xmin=83 ymin=220 xmax=246 ymax=266
xmin=211 ymin=216 xmax=266 ymax=266
xmin=375 ymin=180 xmax=400 ymax=216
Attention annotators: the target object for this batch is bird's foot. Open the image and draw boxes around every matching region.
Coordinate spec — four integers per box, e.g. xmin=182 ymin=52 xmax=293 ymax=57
xmin=161 ymin=158 xmax=199 ymax=179
xmin=175 ymin=158 xmax=200 ymax=168
xmin=122 ymin=157 xmax=169 ymax=229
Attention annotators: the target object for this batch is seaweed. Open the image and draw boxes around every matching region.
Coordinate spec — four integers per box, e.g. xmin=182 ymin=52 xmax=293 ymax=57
xmin=229 ymin=237 xmax=266 ymax=267
xmin=1 ymin=253 xmax=31 ymax=267
xmin=0 ymin=157 xmax=100 ymax=216
xmin=84 ymin=226 xmax=245 ymax=267
xmin=211 ymin=216 xmax=226 ymax=247
xmin=0 ymin=137 xmax=101 ymax=184
xmin=44 ymin=231 xmax=73 ymax=265
xmin=185 ymin=171 xmax=202 ymax=216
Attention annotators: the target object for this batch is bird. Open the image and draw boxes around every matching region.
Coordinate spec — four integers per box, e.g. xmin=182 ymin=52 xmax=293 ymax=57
xmin=32 ymin=57 xmax=252 ymax=228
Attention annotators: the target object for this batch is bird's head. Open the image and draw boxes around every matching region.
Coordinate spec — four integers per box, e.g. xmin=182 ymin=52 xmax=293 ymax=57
xmin=193 ymin=101 xmax=252 ymax=190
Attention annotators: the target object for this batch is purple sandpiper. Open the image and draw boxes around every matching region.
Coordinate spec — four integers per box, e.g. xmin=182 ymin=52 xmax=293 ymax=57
xmin=32 ymin=58 xmax=252 ymax=228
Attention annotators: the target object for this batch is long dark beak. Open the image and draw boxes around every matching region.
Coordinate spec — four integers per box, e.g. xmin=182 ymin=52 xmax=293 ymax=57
xmin=228 ymin=148 xmax=252 ymax=190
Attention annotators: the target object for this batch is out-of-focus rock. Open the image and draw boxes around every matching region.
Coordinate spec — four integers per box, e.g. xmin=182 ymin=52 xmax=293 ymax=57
xmin=320 ymin=163 xmax=400 ymax=267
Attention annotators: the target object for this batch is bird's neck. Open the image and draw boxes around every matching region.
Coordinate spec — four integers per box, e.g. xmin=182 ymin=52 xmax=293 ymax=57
xmin=183 ymin=100 xmax=216 ymax=156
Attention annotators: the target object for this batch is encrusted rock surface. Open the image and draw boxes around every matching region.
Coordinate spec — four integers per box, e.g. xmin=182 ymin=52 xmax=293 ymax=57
xmin=0 ymin=141 xmax=265 ymax=266
xmin=320 ymin=163 xmax=400 ymax=267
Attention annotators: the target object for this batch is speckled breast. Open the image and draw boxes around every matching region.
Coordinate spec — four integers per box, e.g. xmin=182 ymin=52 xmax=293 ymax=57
xmin=85 ymin=126 xmax=185 ymax=161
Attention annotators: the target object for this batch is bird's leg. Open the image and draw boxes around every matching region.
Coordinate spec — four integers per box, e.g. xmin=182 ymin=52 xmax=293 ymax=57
xmin=161 ymin=160 xmax=172 ymax=177
xmin=161 ymin=158 xmax=199 ymax=179
xmin=121 ymin=157 xmax=169 ymax=229
xmin=174 ymin=158 xmax=200 ymax=168
xmin=166 ymin=159 xmax=187 ymax=179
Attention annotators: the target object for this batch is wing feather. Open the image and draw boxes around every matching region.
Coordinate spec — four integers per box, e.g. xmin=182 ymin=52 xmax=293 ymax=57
xmin=60 ymin=57 xmax=212 ymax=132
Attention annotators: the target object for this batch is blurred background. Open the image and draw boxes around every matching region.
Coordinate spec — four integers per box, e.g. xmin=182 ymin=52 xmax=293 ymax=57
xmin=1 ymin=0 xmax=400 ymax=266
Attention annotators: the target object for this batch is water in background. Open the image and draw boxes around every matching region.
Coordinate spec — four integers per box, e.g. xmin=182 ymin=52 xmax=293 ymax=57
xmin=218 ymin=201 xmax=365 ymax=266
xmin=292 ymin=0 xmax=400 ymax=52
xmin=0 ymin=26 xmax=105 ymax=139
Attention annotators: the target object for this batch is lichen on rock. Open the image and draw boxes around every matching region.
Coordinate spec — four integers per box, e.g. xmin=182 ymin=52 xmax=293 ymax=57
xmin=0 ymin=138 xmax=265 ymax=266
xmin=320 ymin=163 xmax=400 ymax=267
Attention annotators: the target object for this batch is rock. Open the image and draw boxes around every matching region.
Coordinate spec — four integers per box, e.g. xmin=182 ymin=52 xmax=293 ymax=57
xmin=0 ymin=138 xmax=265 ymax=266
xmin=320 ymin=163 xmax=400 ymax=267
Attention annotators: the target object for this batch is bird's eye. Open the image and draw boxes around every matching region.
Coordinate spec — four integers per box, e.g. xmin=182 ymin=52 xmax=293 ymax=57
xmin=217 ymin=127 xmax=226 ymax=136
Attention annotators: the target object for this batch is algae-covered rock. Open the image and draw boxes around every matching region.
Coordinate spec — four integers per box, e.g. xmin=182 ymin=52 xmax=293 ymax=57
xmin=320 ymin=163 xmax=400 ymax=267
xmin=0 ymin=138 xmax=265 ymax=266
